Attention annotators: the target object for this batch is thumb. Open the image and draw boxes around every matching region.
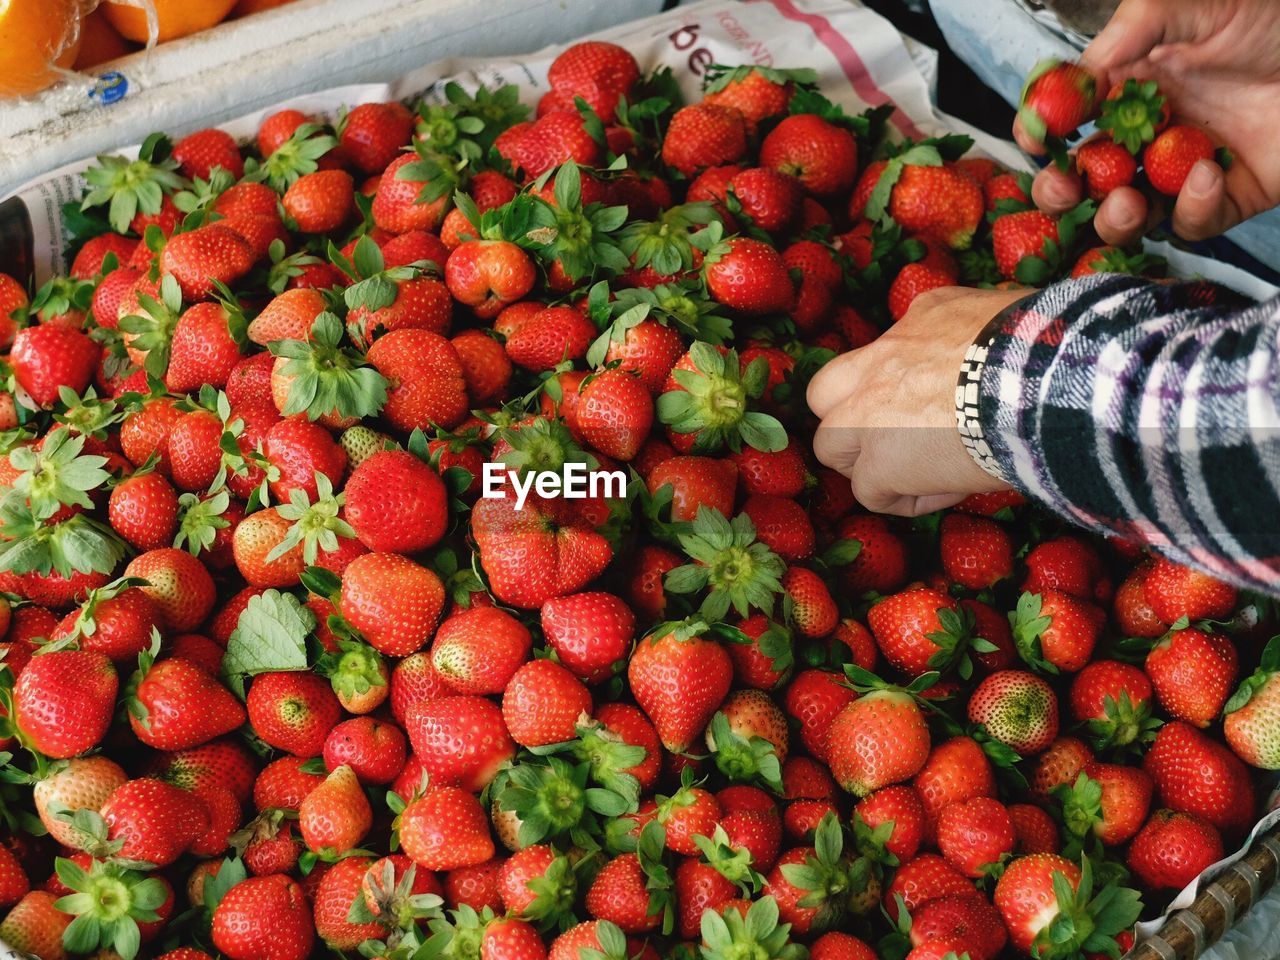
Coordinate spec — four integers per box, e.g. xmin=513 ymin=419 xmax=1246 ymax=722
xmin=1081 ymin=0 xmax=1168 ymax=77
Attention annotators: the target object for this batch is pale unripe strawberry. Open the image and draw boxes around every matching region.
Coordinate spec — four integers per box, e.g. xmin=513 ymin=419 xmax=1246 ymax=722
xmin=967 ymin=670 xmax=1059 ymax=755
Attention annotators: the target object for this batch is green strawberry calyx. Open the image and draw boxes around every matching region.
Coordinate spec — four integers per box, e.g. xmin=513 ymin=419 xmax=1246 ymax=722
xmin=693 ymin=824 xmax=765 ymax=895
xmin=269 ymin=312 xmax=389 ymax=422
xmin=1033 ymin=857 xmax=1142 ymax=960
xmin=1096 ymin=79 xmax=1168 ymax=155
xmin=1224 ymin=633 xmax=1280 ymax=715
xmin=55 ymin=855 xmax=169 ymax=960
xmin=701 ymin=894 xmax=806 ymax=960
xmin=657 ymin=341 xmax=787 ymax=454
xmin=665 ymin=507 xmax=786 ymax=621
xmin=80 ymin=133 xmax=187 ymax=235
xmin=706 ymin=711 xmax=784 ymax=793
xmin=268 ymin=471 xmax=356 ymax=565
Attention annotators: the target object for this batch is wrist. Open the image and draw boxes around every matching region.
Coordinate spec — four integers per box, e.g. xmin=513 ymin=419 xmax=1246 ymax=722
xmin=955 ymin=293 xmax=1035 ymax=481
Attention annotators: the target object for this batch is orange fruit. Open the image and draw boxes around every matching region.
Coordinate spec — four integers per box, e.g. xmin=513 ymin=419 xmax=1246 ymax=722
xmin=101 ymin=0 xmax=237 ymax=44
xmin=0 ymin=0 xmax=82 ymax=97
xmin=74 ymin=8 xmax=136 ymax=70
xmin=233 ymin=0 xmax=297 ymax=15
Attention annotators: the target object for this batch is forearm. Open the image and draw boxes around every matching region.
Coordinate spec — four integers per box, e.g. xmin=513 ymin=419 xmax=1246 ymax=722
xmin=973 ymin=273 xmax=1280 ymax=592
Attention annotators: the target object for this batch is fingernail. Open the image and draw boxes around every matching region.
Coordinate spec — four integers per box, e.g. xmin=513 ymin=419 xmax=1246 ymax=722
xmin=1187 ymin=160 xmax=1218 ymax=198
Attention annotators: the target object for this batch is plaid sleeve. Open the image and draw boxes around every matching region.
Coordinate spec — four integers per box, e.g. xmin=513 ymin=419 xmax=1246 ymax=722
xmin=973 ymin=273 xmax=1280 ymax=593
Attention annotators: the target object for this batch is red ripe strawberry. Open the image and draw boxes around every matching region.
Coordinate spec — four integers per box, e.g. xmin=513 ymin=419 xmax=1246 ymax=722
xmin=323 ymin=716 xmax=407 ymax=785
xmin=1010 ymin=589 xmax=1104 ymax=674
xmin=728 ymin=167 xmax=804 ymax=234
xmin=577 ymin=369 xmax=653 ymax=461
xmin=662 ymin=103 xmax=748 ymax=176
xmin=432 ymin=605 xmax=532 ymax=695
xmin=283 ymin=169 xmax=354 ymax=234
xmin=149 ymin=740 xmax=256 ymax=803
xmin=367 ymin=328 xmax=468 ymax=432
xmin=760 ymin=114 xmax=858 ymax=196
xmin=212 ymin=874 xmax=315 ymax=960
xmin=248 ymin=287 xmax=326 ymax=345
xmin=1145 ymin=627 xmax=1237 ymax=726
xmin=992 ymin=210 xmax=1058 ymax=280
xmin=674 ymin=857 xmax=738 ymax=939
xmin=703 ymin=67 xmax=793 ymax=135
xmin=913 ymin=736 xmax=996 ymax=832
xmin=541 ymin=591 xmax=634 ymax=684
xmin=784 ymin=668 xmax=856 ymax=761
xmin=827 ymin=690 xmax=931 ymax=797
xmin=939 ymin=513 xmax=1012 ymax=589
xmin=445 ymin=240 xmax=537 ymax=319
xmin=406 ymin=694 xmax=514 ymax=791
xmin=125 ymin=547 xmax=216 ymax=630
xmin=811 ymin=932 xmax=877 ymax=960
xmin=341 ymin=552 xmax=445 ymax=657
xmin=1023 ymin=536 xmax=1103 ymax=600
xmin=728 ymin=615 xmax=794 ymax=690
xmin=910 ymin=894 xmax=1008 ymax=960
xmin=867 ymin=587 xmax=973 ymax=677
xmin=835 ymin=515 xmax=910 ymax=594
xmin=344 ymin=449 xmax=448 ymax=554
xmin=1144 ymin=721 xmax=1255 ymax=835
xmin=102 ymin=777 xmax=209 ymax=866
xmin=399 ymin=786 xmax=495 ymax=870
xmin=482 ymin=916 xmax=546 ymax=960
xmin=161 ymin=224 xmax=254 ymax=301
xmin=505 ymin=305 xmax=594 ymax=371
xmin=628 ymin=624 xmax=732 ymax=753
xmin=299 ymin=764 xmax=373 ymax=855
xmin=703 ymin=237 xmax=793 ymax=314
xmin=626 ymin=543 xmax=679 ymax=621
xmin=513 ymin=110 xmax=604 ymax=178
xmin=781 ymin=567 xmax=837 ymax=638
xmin=984 ymin=171 xmax=1031 ymax=211
xmin=349 ymin=275 xmax=453 ymax=345
xmin=1068 ymin=660 xmax=1157 ymax=750
xmin=1141 ymin=556 xmax=1237 ymax=624
xmin=646 ymin=455 xmax=737 ymax=522
xmin=262 ymin=417 xmax=346 ymax=503
xmin=1018 ymin=59 xmax=1097 ymax=141
xmin=390 ymin=650 xmax=451 ymax=724
xmin=504 ymin=659 xmax=592 ymax=747
xmin=1075 ymin=138 xmax=1137 ymax=199
xmin=108 ymin=469 xmax=179 ymax=551
xmin=497 ymin=844 xmax=561 ymax=915
xmin=729 ymin=444 xmax=806 ymax=501
xmin=1072 ymin=760 xmax=1152 ymax=845
xmin=887 ymin=262 xmax=955 ymax=322
xmin=586 ymin=853 xmax=658 ymax=933
xmin=13 ymin=649 xmax=117 ymax=758
xmin=453 ymin=329 xmax=512 ymax=404
xmin=855 ymin=784 xmax=926 ymax=861
xmin=1144 ymin=125 xmax=1215 ymax=195
xmin=1127 ymin=809 xmax=1223 ymax=890
xmin=313 ymin=856 xmax=384 ymax=950
xmin=0 ymin=891 xmax=72 ymax=959
xmin=587 ymin=703 xmax=661 ymax=793
xmin=1008 ymin=803 xmax=1059 ymax=855
xmin=232 ymin=507 xmax=304 ymax=588
xmin=254 ymin=756 xmax=325 ymax=811
xmin=883 ymin=853 xmax=973 ymax=921
xmin=547 ymin=41 xmax=639 ymax=120
xmin=10 ymin=324 xmax=98 ymax=406
xmin=0 ymin=843 xmax=27 ymax=908
xmin=471 ymin=490 xmax=613 ymax=609
xmin=166 ymin=301 xmax=244 ymax=392
xmin=339 ymin=101 xmax=414 ymax=174
xmin=173 ymin=127 xmax=245 ymax=180
xmin=967 ymin=670 xmax=1059 ymax=755
xmin=247 ymin=671 xmax=343 ymax=757
xmin=129 ymin=654 xmax=247 ymax=751
xmin=1029 ymin=736 xmax=1093 ymax=805
xmin=372 ymin=153 xmax=449 ymax=234
xmin=746 ymin=496 xmax=814 ymax=563
xmin=91 ymin=264 xmax=141 ymax=328
xmin=33 ymin=755 xmax=125 ymax=848
xmin=602 ymin=319 xmax=684 ymax=396
xmin=886 ymin=164 xmax=984 ymax=250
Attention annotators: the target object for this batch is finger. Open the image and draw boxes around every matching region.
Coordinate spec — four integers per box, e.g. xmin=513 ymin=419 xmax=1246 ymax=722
xmin=1032 ymin=164 xmax=1084 ymax=214
xmin=1170 ymin=160 xmax=1242 ymax=241
xmin=874 ymin=492 xmax=969 ymax=518
xmin=1093 ymin=186 xmax=1151 ymax=246
xmin=806 ymin=349 xmax=867 ymax=420
xmin=811 ymin=413 xmax=862 ymax=476
xmin=1080 ymin=0 xmax=1167 ymax=78
xmin=1013 ymin=116 xmax=1047 ymax=156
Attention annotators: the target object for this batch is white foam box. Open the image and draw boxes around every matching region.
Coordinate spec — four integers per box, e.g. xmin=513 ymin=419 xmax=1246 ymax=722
xmin=0 ymin=0 xmax=667 ymax=197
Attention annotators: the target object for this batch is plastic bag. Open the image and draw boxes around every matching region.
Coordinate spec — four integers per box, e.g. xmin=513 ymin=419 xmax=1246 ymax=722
xmin=0 ymin=0 xmax=100 ymax=98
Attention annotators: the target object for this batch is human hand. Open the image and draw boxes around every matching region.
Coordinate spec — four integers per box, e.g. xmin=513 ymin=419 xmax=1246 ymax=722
xmin=806 ymin=287 xmax=1027 ymax=517
xmin=1015 ymin=0 xmax=1280 ymax=244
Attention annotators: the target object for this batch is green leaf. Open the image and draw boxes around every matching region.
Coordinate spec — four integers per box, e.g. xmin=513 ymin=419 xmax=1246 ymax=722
xmin=223 ymin=590 xmax=315 ymax=681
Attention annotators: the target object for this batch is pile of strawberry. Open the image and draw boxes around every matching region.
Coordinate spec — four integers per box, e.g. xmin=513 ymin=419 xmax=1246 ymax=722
xmin=0 ymin=39 xmax=1271 ymax=960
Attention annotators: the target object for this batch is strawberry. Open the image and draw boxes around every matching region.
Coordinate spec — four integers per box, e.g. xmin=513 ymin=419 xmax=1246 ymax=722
xmin=646 ymin=455 xmax=737 ymax=522
xmin=299 ymin=764 xmax=373 ymax=856
xmin=703 ymin=237 xmax=794 ymax=315
xmin=13 ymin=648 xmax=117 ymax=758
xmin=1145 ymin=627 xmax=1237 ymax=727
xmin=746 ymin=496 xmax=815 ymax=563
xmin=1141 ymin=556 xmax=1237 ymax=624
xmin=910 ymin=894 xmax=1008 ymax=960
xmin=349 ymin=274 xmax=454 ymax=346
xmin=283 ymin=169 xmax=354 ymax=234
xmin=508 ymin=110 xmax=603 ymax=178
xmin=451 ymin=330 xmax=512 ymax=405
xmin=247 ymin=671 xmax=343 ymax=757
xmin=1029 ymin=736 xmax=1093 ymax=806
xmin=1068 ymin=660 xmax=1159 ymax=751
xmin=100 ymin=777 xmax=209 ymax=866
xmin=445 ymin=240 xmax=537 ymax=319
xmin=994 ymin=855 xmax=1139 ymax=958
xmin=53 ymin=581 xmax=161 ymax=662
xmin=1010 ymin=590 xmax=1103 ymax=674
xmin=406 ymin=694 xmax=515 ymax=791
xmin=887 ymin=262 xmax=955 ymax=321
xmin=586 ymin=853 xmax=660 ymax=933
xmin=340 ymin=551 xmax=445 ymax=657
xmin=432 ymin=605 xmax=532 ymax=695
xmin=211 ymin=874 xmax=315 ymax=960
xmin=628 ymin=621 xmax=732 ymax=753
xmin=0 ymin=891 xmax=72 ymax=960
xmin=1008 ymin=803 xmax=1059 ymax=855
xmin=541 ymin=591 xmax=634 ymax=684
xmin=1062 ymin=761 xmax=1152 ymax=846
xmin=172 ymin=127 xmax=243 ymax=179
xmin=939 ymin=513 xmax=1012 ymax=589
xmin=868 ymin=588 xmax=981 ymax=678
xmin=967 ymin=670 xmax=1059 ymax=755
xmin=577 ymin=369 xmax=654 ymax=461
xmin=366 ymin=328 xmax=468 ymax=432
xmin=729 ymin=167 xmax=804 ymax=234
xmin=835 ymin=515 xmax=909 ymax=594
xmin=1023 ymin=537 xmax=1103 ymax=600
xmin=1223 ymin=636 xmax=1280 ymax=767
xmin=1144 ymin=125 xmax=1215 ymax=196
xmin=935 ymin=797 xmax=1016 ymax=879
xmin=1127 ymin=809 xmax=1223 ymax=890
xmin=233 ymin=507 xmax=305 ymax=588
xmin=1143 ymin=721 xmax=1255 ymax=835
xmin=855 ymin=784 xmax=926 ymax=862
xmin=10 ymin=324 xmax=98 ymax=407
xmin=32 ymin=755 xmax=127 ymax=847
xmin=992 ymin=210 xmax=1058 ymax=280
xmin=505 ymin=305 xmax=595 ymax=371
xmin=827 ymin=686 xmax=930 ymax=797
xmin=884 ymin=164 xmax=984 ymax=250
xmin=312 ymin=856 xmax=384 ymax=950
xmin=760 ymin=114 xmax=858 ymax=196
xmin=127 ymin=647 xmax=246 ymax=751
xmin=912 ymin=736 xmax=996 ymax=830
xmin=322 ymin=716 xmax=406 ymax=785
xmin=1018 ymin=59 xmax=1097 ymax=141
xmin=124 ymin=547 xmax=216 ymax=631
xmin=783 ymin=668 xmax=855 ymax=762
xmin=254 ymin=755 xmax=326 ymax=811
xmin=398 ymin=786 xmax=495 ymax=870
xmin=371 ymin=153 xmax=449 ymax=234
xmin=883 ymin=853 xmax=974 ymax=921
xmin=160 ymin=224 xmax=254 ymax=301
xmin=1075 ymin=138 xmax=1137 ymax=199
xmin=1097 ymin=77 xmax=1170 ymax=152
xmin=781 ymin=567 xmax=837 ymax=638
xmin=0 ymin=844 xmax=26 ymax=909
xmin=662 ymin=103 xmax=748 ymax=176
xmin=547 ymin=41 xmax=639 ymax=121
xmin=344 ymin=449 xmax=448 ymax=554
xmin=339 ymin=101 xmax=414 ymax=174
